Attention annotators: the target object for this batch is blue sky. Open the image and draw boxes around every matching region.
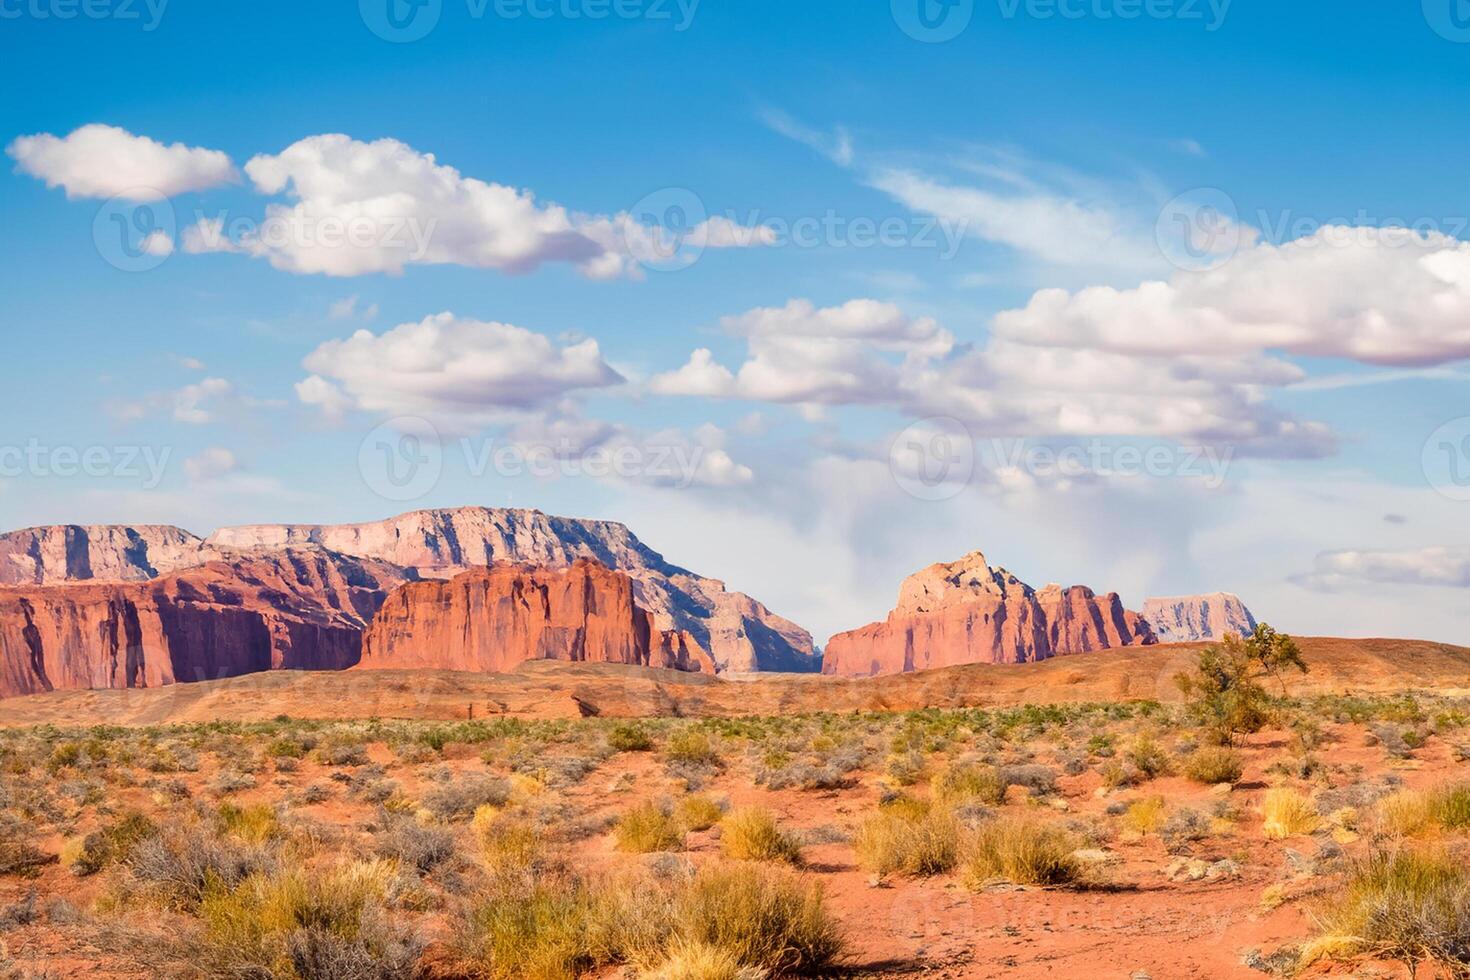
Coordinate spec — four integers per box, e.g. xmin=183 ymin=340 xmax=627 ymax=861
xmin=3 ymin=0 xmax=1470 ymax=645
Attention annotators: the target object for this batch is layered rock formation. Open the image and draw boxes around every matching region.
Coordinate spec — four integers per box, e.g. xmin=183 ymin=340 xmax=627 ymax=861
xmin=822 ymin=551 xmax=1155 ymax=677
xmin=0 ymin=550 xmax=413 ymax=699
xmin=1143 ymin=593 xmax=1257 ymax=643
xmin=206 ymin=508 xmax=816 ymax=673
xmin=0 ymin=506 xmax=815 ymax=697
xmin=359 ymin=560 xmax=715 ymax=675
xmin=0 ymin=524 xmax=213 ymax=586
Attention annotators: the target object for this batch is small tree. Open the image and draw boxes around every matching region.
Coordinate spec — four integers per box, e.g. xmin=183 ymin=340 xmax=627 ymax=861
xmin=1174 ymin=623 xmax=1307 ymax=746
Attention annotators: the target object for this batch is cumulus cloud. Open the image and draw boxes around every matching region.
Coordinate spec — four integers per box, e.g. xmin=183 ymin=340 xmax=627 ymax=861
xmin=995 ymin=227 xmax=1470 ymax=367
xmin=650 ymin=297 xmax=1330 ymax=456
xmin=1293 ymin=547 xmax=1470 ymax=592
xmin=183 ymin=134 xmax=772 ymax=279
xmin=650 ymin=299 xmax=954 ymax=407
xmin=297 ymin=312 xmax=625 ymax=429
xmin=7 ymin=124 xmax=236 ymax=200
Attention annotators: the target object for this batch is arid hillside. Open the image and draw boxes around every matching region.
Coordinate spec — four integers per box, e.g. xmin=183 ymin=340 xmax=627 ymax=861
xmin=3 ymin=636 xmax=1467 ymax=728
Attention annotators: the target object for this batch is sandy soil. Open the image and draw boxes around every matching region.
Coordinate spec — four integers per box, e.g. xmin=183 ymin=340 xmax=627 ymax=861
xmin=2 ymin=637 xmax=1468 ymax=727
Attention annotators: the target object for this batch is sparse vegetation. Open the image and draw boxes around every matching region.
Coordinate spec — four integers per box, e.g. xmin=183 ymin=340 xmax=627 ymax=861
xmin=963 ymin=817 xmax=1082 ymax=887
xmin=720 ymin=807 xmax=803 ymax=864
xmin=1261 ymin=788 xmax=1321 ymax=839
xmin=1184 ymin=747 xmax=1244 ymax=785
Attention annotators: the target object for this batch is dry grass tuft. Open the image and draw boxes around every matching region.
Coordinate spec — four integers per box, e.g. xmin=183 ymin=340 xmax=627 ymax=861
xmin=719 ymin=808 xmax=802 ymax=865
xmin=853 ymin=803 xmax=960 ymax=877
xmin=1261 ymin=788 xmax=1320 ymax=839
xmin=963 ymin=817 xmax=1082 ymax=887
xmin=615 ymin=802 xmax=686 ymax=854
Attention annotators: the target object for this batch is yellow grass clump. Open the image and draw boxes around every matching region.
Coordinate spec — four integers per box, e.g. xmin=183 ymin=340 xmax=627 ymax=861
xmin=1261 ymin=788 xmax=1320 ymax=839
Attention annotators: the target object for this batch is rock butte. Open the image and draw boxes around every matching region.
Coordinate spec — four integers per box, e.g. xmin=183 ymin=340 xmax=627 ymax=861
xmin=1142 ymin=592 xmax=1258 ymax=642
xmin=0 ymin=549 xmax=412 ymax=699
xmin=822 ymin=550 xmax=1156 ymax=677
xmin=0 ymin=507 xmax=816 ymax=698
xmin=358 ymin=560 xmax=715 ymax=676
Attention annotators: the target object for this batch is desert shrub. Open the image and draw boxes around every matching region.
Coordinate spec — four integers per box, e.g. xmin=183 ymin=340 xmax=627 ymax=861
xmin=607 ymin=723 xmax=653 ymax=753
xmin=474 ymin=813 xmax=546 ymax=878
xmin=963 ymin=817 xmax=1082 ymax=887
xmin=642 ymin=940 xmax=759 ymax=980
xmin=1261 ymin=788 xmax=1320 ymax=839
xmin=195 ymin=859 xmax=417 ymax=978
xmin=127 ymin=827 xmax=278 ymax=910
xmin=884 ymin=750 xmax=926 ymax=786
xmin=423 ymin=774 xmax=511 ymax=821
xmin=665 ymin=731 xmax=722 ymax=769
xmin=1307 ymin=848 xmax=1470 ymax=977
xmin=757 ymin=760 xmax=850 ymax=792
xmin=1380 ymin=783 xmax=1470 ymax=837
xmin=616 ymin=802 xmax=686 ymax=854
xmin=932 ymin=762 xmax=1005 ymax=805
xmin=853 ymin=804 xmax=959 ymax=877
xmin=266 ymin=737 xmax=307 ymax=760
xmin=1122 ymin=796 xmax=1167 ymax=835
xmin=315 ymin=742 xmax=369 ymax=767
xmin=65 ymin=811 xmax=158 ymax=876
xmin=720 ymin=808 xmax=802 ymax=865
xmin=1160 ymin=808 xmax=1211 ymax=854
xmin=1175 ymin=625 xmax=1306 ymax=745
xmin=674 ymin=863 xmax=844 ymax=975
xmin=675 ymin=795 xmax=724 ymax=832
xmin=208 ymin=770 xmax=257 ymax=795
xmin=375 ymin=816 xmax=457 ymax=874
xmin=461 ymin=878 xmax=600 ymax=979
xmin=999 ymin=763 xmax=1058 ymax=796
xmin=1184 ymin=747 xmax=1244 ymax=785
xmin=1124 ymin=736 xmax=1171 ymax=781
xmin=216 ymin=803 xmax=281 ymax=844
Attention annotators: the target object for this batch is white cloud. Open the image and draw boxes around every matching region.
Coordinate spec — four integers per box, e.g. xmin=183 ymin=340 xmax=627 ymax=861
xmin=298 ymin=312 xmax=625 ymax=429
xmin=1294 ymin=547 xmax=1470 ymax=591
xmin=759 ymin=109 xmax=854 ymax=166
xmin=172 ymin=378 xmax=235 ymax=424
xmin=183 ymin=447 xmax=239 ymax=482
xmin=869 ymin=163 xmax=1163 ymax=278
xmin=7 ymin=124 xmax=236 ymax=200
xmin=184 ymin=134 xmax=772 ymax=280
xmin=995 ymin=227 xmax=1470 ymax=367
xmin=650 ymin=299 xmax=954 ymax=407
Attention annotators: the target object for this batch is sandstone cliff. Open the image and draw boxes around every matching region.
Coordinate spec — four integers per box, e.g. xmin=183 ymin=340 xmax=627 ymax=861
xmin=0 ymin=550 xmax=413 ymax=699
xmin=358 ymin=560 xmax=715 ymax=675
xmin=1143 ymin=593 xmax=1257 ymax=643
xmin=822 ymin=551 xmax=1155 ymax=677
xmin=0 ymin=524 xmax=213 ymax=586
xmin=207 ymin=507 xmax=816 ymax=673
